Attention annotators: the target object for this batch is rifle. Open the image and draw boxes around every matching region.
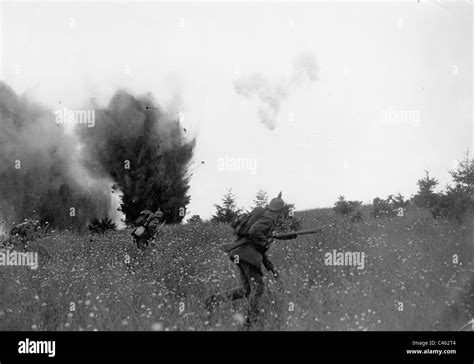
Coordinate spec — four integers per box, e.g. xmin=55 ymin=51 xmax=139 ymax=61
xmin=220 ymin=228 xmax=323 ymax=252
xmin=272 ymin=228 xmax=323 ymax=240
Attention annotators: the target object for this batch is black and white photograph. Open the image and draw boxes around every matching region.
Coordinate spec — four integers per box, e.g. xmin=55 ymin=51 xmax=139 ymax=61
xmin=0 ymin=0 xmax=472 ymax=358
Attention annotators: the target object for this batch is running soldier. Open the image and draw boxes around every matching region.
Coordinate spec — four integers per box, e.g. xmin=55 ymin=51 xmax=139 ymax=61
xmin=206 ymin=192 xmax=296 ymax=329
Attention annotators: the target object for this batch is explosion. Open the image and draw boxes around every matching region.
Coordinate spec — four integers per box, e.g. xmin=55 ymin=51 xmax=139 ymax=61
xmin=0 ymin=82 xmax=194 ymax=231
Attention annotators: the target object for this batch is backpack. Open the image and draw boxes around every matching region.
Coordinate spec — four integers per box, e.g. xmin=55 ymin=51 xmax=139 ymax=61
xmin=230 ymin=207 xmax=265 ymax=238
xmin=132 ymin=226 xmax=146 ymax=238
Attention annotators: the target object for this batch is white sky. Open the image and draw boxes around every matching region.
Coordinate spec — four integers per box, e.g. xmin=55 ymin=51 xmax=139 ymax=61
xmin=0 ymin=1 xmax=472 ymax=219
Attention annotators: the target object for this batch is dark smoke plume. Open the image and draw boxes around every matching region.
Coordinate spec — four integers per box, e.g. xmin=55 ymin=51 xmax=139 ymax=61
xmin=0 ymin=82 xmax=110 ymax=230
xmin=78 ymin=90 xmax=195 ymax=224
xmin=0 ymin=82 xmax=194 ymax=231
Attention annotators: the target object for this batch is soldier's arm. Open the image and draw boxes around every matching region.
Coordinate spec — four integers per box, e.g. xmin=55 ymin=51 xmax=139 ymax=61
xmin=247 ymin=216 xmax=273 ymax=248
xmin=140 ymin=212 xmax=154 ymax=226
xmin=262 ymin=252 xmax=279 ymax=278
xmin=262 ymin=253 xmax=275 ymax=272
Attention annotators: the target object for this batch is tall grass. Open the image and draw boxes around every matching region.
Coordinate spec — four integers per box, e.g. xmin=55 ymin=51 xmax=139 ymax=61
xmin=0 ymin=206 xmax=472 ymax=331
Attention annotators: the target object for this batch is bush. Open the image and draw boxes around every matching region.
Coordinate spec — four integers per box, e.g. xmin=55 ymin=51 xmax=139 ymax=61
xmin=88 ymin=218 xmax=116 ymax=233
xmin=188 ymin=215 xmax=202 ymax=224
xmin=350 ymin=210 xmax=363 ymax=223
xmin=333 ymin=196 xmax=362 ymax=216
xmin=333 ymin=196 xmax=362 ymax=222
xmin=392 ymin=193 xmax=410 ymax=209
xmin=372 ymin=196 xmax=398 ymax=218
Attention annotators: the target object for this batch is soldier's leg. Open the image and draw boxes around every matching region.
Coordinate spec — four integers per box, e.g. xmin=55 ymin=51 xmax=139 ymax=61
xmin=227 ymin=262 xmax=251 ymax=300
xmin=242 ymin=263 xmax=265 ymax=327
xmin=205 ymin=263 xmax=251 ymax=311
xmin=136 ymin=235 xmax=148 ymax=250
xmin=147 ymin=220 xmax=159 ymax=233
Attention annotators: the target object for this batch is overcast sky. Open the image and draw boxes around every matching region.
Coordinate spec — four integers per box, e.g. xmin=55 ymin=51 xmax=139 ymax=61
xmin=1 ymin=1 xmax=472 ymax=219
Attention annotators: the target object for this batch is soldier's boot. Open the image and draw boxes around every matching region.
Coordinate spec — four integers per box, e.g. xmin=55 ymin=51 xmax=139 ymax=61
xmin=205 ymin=286 xmax=249 ymax=316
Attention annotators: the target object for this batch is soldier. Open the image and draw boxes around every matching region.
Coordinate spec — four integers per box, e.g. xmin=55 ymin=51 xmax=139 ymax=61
xmin=132 ymin=208 xmax=164 ymax=249
xmin=134 ymin=209 xmax=154 ymax=226
xmin=206 ymin=192 xmax=296 ymax=329
xmin=146 ymin=208 xmax=163 ymax=234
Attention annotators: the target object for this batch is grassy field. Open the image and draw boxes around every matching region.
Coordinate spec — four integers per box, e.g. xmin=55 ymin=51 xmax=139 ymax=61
xmin=0 ymin=206 xmax=472 ymax=331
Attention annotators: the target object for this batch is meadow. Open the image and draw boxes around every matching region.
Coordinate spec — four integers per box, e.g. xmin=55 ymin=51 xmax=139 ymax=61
xmin=0 ymin=206 xmax=472 ymax=331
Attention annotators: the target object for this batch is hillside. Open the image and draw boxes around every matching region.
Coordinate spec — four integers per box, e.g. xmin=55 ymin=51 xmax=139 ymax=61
xmin=0 ymin=206 xmax=472 ymax=331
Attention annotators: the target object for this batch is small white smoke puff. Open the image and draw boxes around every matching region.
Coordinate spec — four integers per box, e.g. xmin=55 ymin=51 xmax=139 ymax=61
xmin=232 ymin=312 xmax=245 ymax=325
xmin=233 ymin=52 xmax=319 ymax=130
xmin=109 ymin=185 xmax=126 ymax=230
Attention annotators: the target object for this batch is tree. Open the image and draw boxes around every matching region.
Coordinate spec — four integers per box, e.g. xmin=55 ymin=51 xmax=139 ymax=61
xmin=212 ymin=189 xmax=242 ymax=223
xmin=412 ymin=171 xmax=439 ymax=208
xmin=333 ymin=196 xmax=362 ymax=216
xmin=117 ymin=143 xmax=194 ymax=224
xmin=449 ymin=151 xmax=474 ymax=197
xmin=392 ymin=193 xmax=409 ymax=209
xmin=333 ymin=196 xmax=350 ymax=216
xmin=431 ymin=152 xmax=474 ymax=221
xmin=253 ymin=189 xmax=268 ymax=208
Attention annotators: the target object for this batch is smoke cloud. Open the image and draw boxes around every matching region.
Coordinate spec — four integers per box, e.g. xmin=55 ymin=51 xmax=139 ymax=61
xmin=76 ymin=90 xmax=195 ymax=224
xmin=233 ymin=52 xmax=319 ymax=130
xmin=0 ymin=82 xmax=193 ymax=231
xmin=0 ymin=82 xmax=111 ymax=230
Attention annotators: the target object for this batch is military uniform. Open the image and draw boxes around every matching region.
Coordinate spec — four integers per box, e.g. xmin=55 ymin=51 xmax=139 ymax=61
xmin=134 ymin=209 xmax=153 ymax=226
xmin=133 ymin=209 xmax=163 ymax=249
xmin=146 ymin=209 xmax=163 ymax=233
xmin=135 ymin=209 xmax=162 ymax=231
xmin=207 ymin=193 xmax=290 ymax=329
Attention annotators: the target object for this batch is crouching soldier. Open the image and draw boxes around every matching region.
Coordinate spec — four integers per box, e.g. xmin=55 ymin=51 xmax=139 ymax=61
xmin=206 ymin=192 xmax=296 ymax=329
xmin=132 ymin=208 xmax=164 ymax=250
xmin=146 ymin=208 xmax=163 ymax=236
